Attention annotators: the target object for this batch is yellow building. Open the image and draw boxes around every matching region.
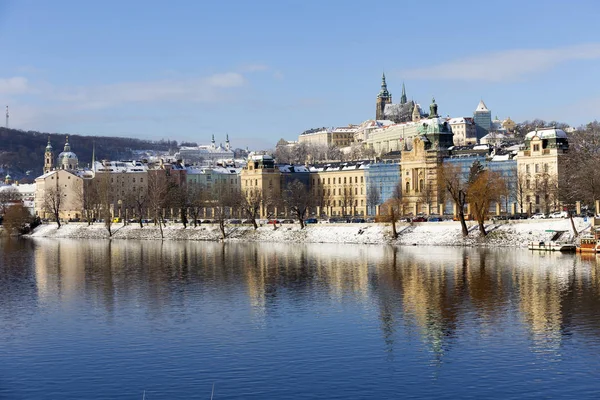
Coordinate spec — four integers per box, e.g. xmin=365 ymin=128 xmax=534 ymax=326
xmin=516 ymin=128 xmax=569 ymax=214
xmin=240 ymin=154 xmax=282 ymax=217
xmin=400 ymin=116 xmax=454 ymax=215
xmin=310 ymin=162 xmax=368 ymax=217
xmin=34 ymin=169 xmax=85 ymax=220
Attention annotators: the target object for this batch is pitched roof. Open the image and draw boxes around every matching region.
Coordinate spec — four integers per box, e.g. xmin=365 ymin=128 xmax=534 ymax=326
xmin=475 ymin=100 xmax=489 ymax=112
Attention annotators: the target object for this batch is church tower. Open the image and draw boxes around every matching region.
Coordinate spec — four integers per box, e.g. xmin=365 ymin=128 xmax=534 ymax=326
xmin=400 ymin=83 xmax=407 ymax=105
xmin=44 ymin=136 xmax=54 ymax=173
xmin=376 ymin=73 xmax=392 ymax=120
xmin=474 ymin=100 xmax=492 ymax=140
xmin=225 ymin=134 xmax=231 ymax=151
xmin=412 ymin=103 xmax=421 ymax=122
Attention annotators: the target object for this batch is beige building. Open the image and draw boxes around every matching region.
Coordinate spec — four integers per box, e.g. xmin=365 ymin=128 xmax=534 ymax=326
xmin=516 ymin=128 xmax=569 ymax=214
xmin=297 ymin=126 xmax=357 ymax=148
xmin=330 ymin=126 xmax=357 ymax=147
xmin=34 ymin=169 xmax=86 ymax=220
xmin=298 ymin=129 xmax=330 ymax=146
xmin=400 ymin=118 xmax=454 ymax=215
xmin=241 ymin=155 xmax=282 ymax=217
xmin=93 ymin=160 xmax=149 ymax=219
xmin=310 ymin=162 xmax=368 ymax=217
xmin=448 ymin=117 xmax=477 ymax=146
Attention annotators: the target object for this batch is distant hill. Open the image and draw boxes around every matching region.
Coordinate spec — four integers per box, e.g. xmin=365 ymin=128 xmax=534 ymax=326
xmin=0 ymin=127 xmax=175 ymax=181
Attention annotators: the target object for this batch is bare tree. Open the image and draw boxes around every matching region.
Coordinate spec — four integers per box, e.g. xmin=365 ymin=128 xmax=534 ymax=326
xmin=240 ymin=188 xmax=263 ymax=230
xmin=75 ymin=179 xmax=98 ymax=225
xmin=468 ymin=170 xmax=508 ymax=236
xmin=95 ymin=173 xmax=114 ymax=236
xmin=440 ymin=163 xmax=469 ymax=237
xmin=516 ymin=171 xmax=528 ymax=214
xmin=126 ymin=185 xmax=147 ymax=228
xmin=212 ymin=182 xmax=239 ymax=239
xmin=282 ymin=179 xmax=314 ymax=229
xmin=147 ymin=172 xmax=169 ymax=238
xmin=0 ymin=187 xmax=19 ymax=216
xmin=187 ymin=184 xmax=207 ymax=228
xmin=341 ymin=184 xmax=356 ymax=217
xmin=366 ymin=184 xmax=381 ymax=216
xmin=43 ymin=185 xmax=63 ymax=228
xmin=166 ymin=182 xmax=189 ymax=228
xmin=418 ymin=181 xmax=435 ymax=215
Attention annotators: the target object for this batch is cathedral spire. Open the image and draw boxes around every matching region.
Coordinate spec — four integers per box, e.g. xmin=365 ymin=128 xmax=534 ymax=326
xmin=400 ymin=82 xmax=407 ymax=104
xmin=378 ymin=72 xmax=390 ymax=98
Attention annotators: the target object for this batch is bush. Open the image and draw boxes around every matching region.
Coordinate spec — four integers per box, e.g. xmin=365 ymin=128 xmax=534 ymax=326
xmin=2 ymin=204 xmax=33 ymax=235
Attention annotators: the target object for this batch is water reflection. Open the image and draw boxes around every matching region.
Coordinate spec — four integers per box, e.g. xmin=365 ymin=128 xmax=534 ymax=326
xmin=3 ymin=239 xmax=600 ymax=359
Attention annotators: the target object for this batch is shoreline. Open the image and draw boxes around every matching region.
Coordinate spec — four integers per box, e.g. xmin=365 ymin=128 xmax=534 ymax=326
xmin=24 ymin=218 xmax=592 ymax=247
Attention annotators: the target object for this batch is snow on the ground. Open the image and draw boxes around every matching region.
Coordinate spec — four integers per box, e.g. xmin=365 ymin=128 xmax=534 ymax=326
xmin=27 ymin=217 xmax=593 ymax=247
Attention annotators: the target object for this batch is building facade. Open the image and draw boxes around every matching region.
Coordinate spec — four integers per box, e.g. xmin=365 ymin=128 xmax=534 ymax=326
xmin=474 ymin=100 xmax=492 ymax=141
xmin=516 ymin=128 xmax=569 ymax=214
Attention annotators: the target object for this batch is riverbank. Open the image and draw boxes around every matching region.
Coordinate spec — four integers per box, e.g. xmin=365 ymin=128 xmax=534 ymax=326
xmin=26 ymin=217 xmax=592 ymax=247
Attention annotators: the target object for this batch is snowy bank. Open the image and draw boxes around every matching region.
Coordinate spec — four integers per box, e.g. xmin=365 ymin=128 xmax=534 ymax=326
xmin=27 ymin=218 xmax=593 ymax=247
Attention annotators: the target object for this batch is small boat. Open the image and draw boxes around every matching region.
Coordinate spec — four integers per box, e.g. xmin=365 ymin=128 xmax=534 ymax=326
xmin=576 ymin=235 xmax=600 ymax=253
xmin=528 ymin=241 xmax=577 ymax=252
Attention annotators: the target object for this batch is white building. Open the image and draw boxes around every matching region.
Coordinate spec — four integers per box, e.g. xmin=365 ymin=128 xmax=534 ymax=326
xmin=175 ymin=135 xmax=235 ymax=166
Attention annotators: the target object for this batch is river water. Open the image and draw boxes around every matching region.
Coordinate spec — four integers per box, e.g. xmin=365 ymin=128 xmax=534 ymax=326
xmin=1 ymin=238 xmax=599 ymax=399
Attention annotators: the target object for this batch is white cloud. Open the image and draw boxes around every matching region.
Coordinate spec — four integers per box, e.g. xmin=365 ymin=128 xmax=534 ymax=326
xmin=398 ymin=43 xmax=600 ymax=82
xmin=39 ymin=72 xmax=246 ymax=110
xmin=0 ymin=77 xmax=30 ymax=95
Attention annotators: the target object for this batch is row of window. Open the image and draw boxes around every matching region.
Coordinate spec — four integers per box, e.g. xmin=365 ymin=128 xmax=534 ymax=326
xmin=314 ymin=187 xmax=365 ymax=196
xmin=313 ymin=176 xmax=364 ymax=185
xmin=524 ymin=163 xmax=549 ymax=174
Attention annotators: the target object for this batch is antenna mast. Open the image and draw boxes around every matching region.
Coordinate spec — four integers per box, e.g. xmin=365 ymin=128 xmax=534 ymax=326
xmin=5 ymin=106 xmax=8 ymax=128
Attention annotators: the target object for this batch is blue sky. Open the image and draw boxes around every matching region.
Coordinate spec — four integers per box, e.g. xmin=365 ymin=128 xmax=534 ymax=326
xmin=0 ymin=0 xmax=598 ymax=149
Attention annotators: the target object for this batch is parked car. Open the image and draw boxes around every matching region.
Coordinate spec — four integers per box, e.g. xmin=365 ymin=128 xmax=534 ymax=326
xmin=530 ymin=213 xmax=546 ymax=219
xmin=427 ymin=216 xmax=442 ymax=222
xmin=305 ymin=218 xmax=318 ymax=224
xmin=242 ymin=219 xmax=255 ymax=224
xmin=351 ymin=218 xmax=365 ymax=223
xmin=267 ymin=219 xmax=280 ymax=224
xmin=281 ymin=219 xmax=295 ymax=224
xmin=201 ymin=219 xmax=213 ymax=224
xmin=550 ymin=211 xmax=568 ymax=218
xmin=228 ymin=219 xmax=242 ymax=224
xmin=412 ymin=216 xmax=427 ymax=222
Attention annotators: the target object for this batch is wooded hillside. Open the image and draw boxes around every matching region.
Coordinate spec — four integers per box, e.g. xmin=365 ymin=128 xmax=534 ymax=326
xmin=0 ymin=127 xmax=176 ymax=181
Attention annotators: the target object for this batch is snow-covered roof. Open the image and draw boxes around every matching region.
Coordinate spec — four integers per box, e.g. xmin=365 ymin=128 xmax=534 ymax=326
xmin=278 ymin=165 xmax=309 ymax=173
xmin=0 ymin=183 xmax=35 ymax=195
xmin=94 ymin=160 xmax=147 ymax=173
xmin=525 ymin=128 xmax=568 ymax=140
xmin=491 ymin=154 xmax=511 ymax=162
xmin=447 ymin=117 xmax=474 ymax=125
xmin=475 ymin=100 xmax=489 ymax=112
